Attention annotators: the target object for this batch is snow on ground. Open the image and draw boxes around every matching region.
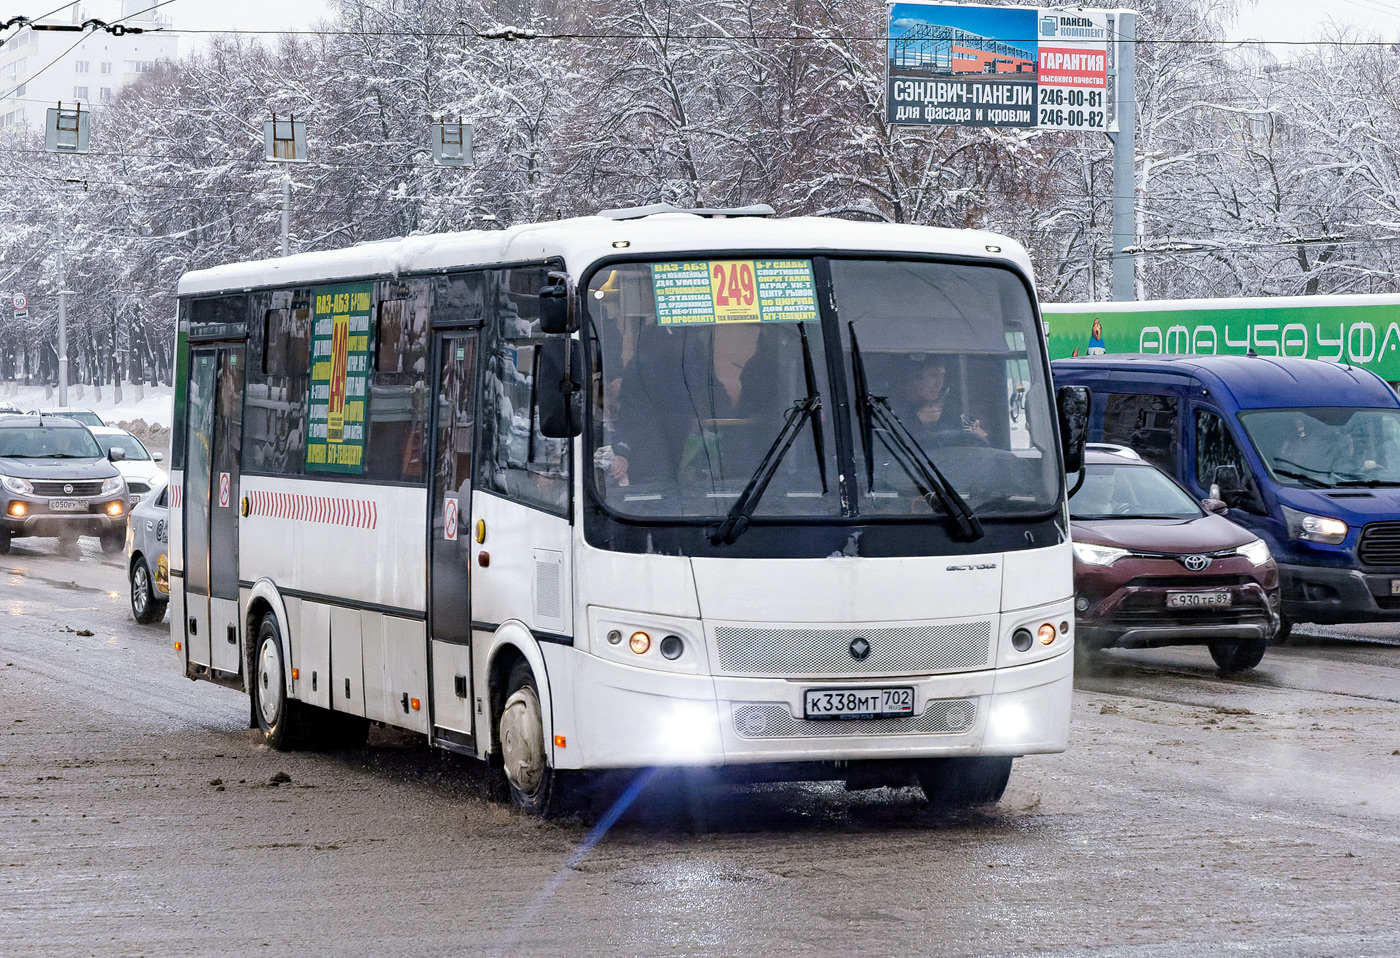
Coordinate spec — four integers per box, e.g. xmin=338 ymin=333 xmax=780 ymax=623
xmin=1 ymin=383 xmax=174 ymax=428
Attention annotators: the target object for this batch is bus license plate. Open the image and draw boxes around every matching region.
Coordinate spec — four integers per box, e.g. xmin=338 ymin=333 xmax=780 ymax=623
xmin=1166 ymin=591 xmax=1232 ymax=609
xmin=804 ymin=687 xmax=914 ymax=720
xmin=49 ymin=499 xmax=87 ymax=512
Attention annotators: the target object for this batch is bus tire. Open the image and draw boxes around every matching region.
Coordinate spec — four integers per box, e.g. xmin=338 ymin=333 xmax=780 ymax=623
xmin=253 ymin=612 xmax=303 ymax=750
xmin=498 ymin=660 xmax=564 ymax=815
xmin=1209 ymin=636 xmax=1267 ymax=673
xmin=917 ymin=756 xmax=1013 ymax=807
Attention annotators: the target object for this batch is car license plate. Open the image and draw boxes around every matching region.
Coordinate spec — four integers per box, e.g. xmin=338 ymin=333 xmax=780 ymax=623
xmin=1166 ymin=591 xmax=1232 ymax=609
xmin=49 ymin=499 xmax=88 ymax=512
xmin=804 ymin=687 xmax=915 ymax=720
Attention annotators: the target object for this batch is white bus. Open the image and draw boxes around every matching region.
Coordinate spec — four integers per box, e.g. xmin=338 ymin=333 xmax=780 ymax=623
xmin=169 ymin=205 xmax=1086 ymax=813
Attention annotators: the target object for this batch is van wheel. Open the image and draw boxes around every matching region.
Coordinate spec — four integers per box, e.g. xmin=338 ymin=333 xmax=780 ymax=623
xmin=253 ymin=613 xmax=304 ymax=750
xmin=1209 ymin=637 xmax=1267 ymax=673
xmin=498 ymin=661 xmax=567 ymax=815
xmin=917 ymin=756 xmax=1013 ymax=807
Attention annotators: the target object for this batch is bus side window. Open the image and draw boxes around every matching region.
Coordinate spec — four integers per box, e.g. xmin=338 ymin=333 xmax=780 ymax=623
xmin=478 ymin=267 xmax=569 ymax=514
xmin=1102 ymin=393 xmax=1179 ymax=474
xmin=364 ymin=280 xmax=431 ymax=483
xmin=243 ymin=289 xmax=312 ymax=476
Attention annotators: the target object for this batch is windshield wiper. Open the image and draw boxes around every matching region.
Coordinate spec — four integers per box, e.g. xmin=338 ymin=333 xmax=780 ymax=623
xmin=1271 ymin=466 xmax=1329 ymax=488
xmin=848 ymin=323 xmax=983 ymax=542
xmin=1333 ymin=477 xmax=1400 ymax=487
xmin=711 ymin=397 xmax=820 ymax=544
xmin=711 ymin=329 xmax=828 ymax=545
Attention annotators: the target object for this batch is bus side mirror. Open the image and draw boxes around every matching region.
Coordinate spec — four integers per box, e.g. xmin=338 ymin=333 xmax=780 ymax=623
xmin=1057 ymin=385 xmax=1090 ymax=474
xmin=539 ymin=272 xmax=576 ymax=335
xmin=538 ymin=338 xmax=582 ymax=438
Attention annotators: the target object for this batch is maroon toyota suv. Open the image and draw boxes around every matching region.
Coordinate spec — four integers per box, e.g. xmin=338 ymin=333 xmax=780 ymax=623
xmin=1071 ymin=444 xmax=1280 ymax=672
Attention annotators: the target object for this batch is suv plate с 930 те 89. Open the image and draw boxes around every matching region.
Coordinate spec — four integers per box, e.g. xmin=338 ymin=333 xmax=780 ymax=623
xmin=0 ymin=415 xmax=129 ymax=555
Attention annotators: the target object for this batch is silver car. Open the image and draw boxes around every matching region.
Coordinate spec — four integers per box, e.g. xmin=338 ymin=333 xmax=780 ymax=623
xmin=126 ymin=477 xmax=170 ymax=623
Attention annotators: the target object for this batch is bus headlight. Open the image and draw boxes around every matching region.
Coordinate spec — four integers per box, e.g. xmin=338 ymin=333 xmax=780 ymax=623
xmin=1282 ymin=506 xmax=1347 ymax=545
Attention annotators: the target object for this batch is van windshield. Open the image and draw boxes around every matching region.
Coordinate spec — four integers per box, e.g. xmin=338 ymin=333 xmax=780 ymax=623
xmin=1240 ymin=407 xmax=1400 ymax=487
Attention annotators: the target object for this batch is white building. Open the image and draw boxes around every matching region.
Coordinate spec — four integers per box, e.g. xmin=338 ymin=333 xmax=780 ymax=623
xmin=0 ymin=1 xmax=179 ymax=129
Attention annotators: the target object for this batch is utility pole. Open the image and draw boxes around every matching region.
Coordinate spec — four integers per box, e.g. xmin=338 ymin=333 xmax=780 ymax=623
xmin=1109 ymin=11 xmax=1138 ymax=302
xmin=56 ymin=234 xmax=68 ymax=407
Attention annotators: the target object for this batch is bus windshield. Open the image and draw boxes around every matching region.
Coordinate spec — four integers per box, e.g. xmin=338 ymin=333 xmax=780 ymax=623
xmin=1241 ymin=407 xmax=1400 ymax=486
xmin=586 ymin=257 xmax=1060 ymax=522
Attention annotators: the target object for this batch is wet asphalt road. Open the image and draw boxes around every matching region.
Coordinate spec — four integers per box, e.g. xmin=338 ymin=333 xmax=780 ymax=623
xmin=2 ymin=539 xmax=1399 ymax=957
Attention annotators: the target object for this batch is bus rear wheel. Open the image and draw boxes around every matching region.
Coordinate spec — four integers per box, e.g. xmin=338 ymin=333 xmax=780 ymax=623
xmin=253 ymin=613 xmax=303 ymax=750
xmin=498 ymin=661 xmax=564 ymax=815
xmin=917 ymin=756 xmax=1013 ymax=807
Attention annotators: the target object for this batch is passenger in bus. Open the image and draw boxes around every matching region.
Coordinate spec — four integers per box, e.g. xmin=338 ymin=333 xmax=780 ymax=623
xmin=603 ymin=323 xmax=781 ymax=489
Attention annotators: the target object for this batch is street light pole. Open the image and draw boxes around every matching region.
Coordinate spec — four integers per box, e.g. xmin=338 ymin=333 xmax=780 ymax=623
xmin=56 ymin=201 xmax=69 ymax=406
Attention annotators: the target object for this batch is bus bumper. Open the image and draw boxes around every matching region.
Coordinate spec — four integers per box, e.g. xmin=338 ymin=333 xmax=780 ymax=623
xmin=559 ymin=648 xmax=1072 ymax=770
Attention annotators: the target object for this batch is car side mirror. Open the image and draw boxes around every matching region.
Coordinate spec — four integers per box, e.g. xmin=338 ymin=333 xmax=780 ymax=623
xmin=108 ymin=448 xmax=126 ymax=462
xmin=1213 ymin=464 xmax=1245 ymax=507
xmin=1202 ymin=498 xmax=1229 ymax=516
xmin=539 ymin=271 xmax=577 ymax=335
xmin=1057 ymin=385 xmax=1090 ymax=474
xmin=538 ymin=338 xmax=583 ymax=439
xmin=153 ymin=452 xmax=164 ymax=463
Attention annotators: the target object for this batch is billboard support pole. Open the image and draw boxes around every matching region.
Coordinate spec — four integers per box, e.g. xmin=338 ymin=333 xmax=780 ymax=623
xmin=1110 ymin=11 xmax=1137 ymax=302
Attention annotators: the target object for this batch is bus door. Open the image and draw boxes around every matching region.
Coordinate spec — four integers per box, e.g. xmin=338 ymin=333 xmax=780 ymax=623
xmin=427 ymin=331 xmax=479 ymax=748
xmin=184 ymin=343 xmax=245 ymax=677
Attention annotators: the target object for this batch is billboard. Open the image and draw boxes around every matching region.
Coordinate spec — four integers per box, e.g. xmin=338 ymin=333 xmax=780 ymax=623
xmin=886 ymin=2 xmax=1115 ymax=132
xmin=1044 ymin=296 xmax=1400 ymax=384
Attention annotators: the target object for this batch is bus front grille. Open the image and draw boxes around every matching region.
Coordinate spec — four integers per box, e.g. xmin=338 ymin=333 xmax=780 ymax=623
xmin=732 ymin=699 xmax=977 ymax=738
xmin=714 ymin=621 xmax=992 ymax=676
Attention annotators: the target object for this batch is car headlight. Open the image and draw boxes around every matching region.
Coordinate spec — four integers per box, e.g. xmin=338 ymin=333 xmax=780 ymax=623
xmin=1282 ymin=506 xmax=1347 ymax=545
xmin=1072 ymin=541 xmax=1130 ymax=566
xmin=101 ymin=476 xmax=126 ymax=497
xmin=1 ymin=475 xmax=31 ymax=495
xmin=1234 ymin=538 xmax=1272 ymax=566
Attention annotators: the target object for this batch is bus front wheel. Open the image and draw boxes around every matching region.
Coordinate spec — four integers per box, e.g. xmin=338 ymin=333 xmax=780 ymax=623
xmin=498 ymin=661 xmax=564 ymax=815
xmin=917 ymin=756 xmax=1013 ymax=807
xmin=253 ymin=613 xmax=303 ymax=750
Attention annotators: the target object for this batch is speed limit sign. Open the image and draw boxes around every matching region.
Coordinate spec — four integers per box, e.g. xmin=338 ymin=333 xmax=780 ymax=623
xmin=11 ymin=293 xmax=26 ymax=311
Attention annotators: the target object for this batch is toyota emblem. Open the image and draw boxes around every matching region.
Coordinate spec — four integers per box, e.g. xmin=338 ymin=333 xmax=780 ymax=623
xmin=849 ymin=637 xmax=871 ymax=661
xmin=63 ymin=483 xmax=74 ymax=495
xmin=1182 ymin=554 xmax=1211 ymax=572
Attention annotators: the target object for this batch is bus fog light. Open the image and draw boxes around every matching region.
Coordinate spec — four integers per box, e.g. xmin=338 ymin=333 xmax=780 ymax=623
xmin=1011 ymin=628 xmax=1033 ymax=652
xmin=606 ymin=629 xmax=623 ymax=645
xmin=1038 ymin=623 xmax=1056 ymax=646
xmin=659 ymin=635 xmax=684 ymax=660
xmin=629 ymin=631 xmax=651 ymax=654
xmin=657 ymin=700 xmax=720 ymax=758
xmin=987 ymin=701 xmax=1031 ymax=745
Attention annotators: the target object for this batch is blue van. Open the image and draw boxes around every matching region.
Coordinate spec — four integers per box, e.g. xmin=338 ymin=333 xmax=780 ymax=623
xmin=1051 ymin=355 xmax=1400 ymax=636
